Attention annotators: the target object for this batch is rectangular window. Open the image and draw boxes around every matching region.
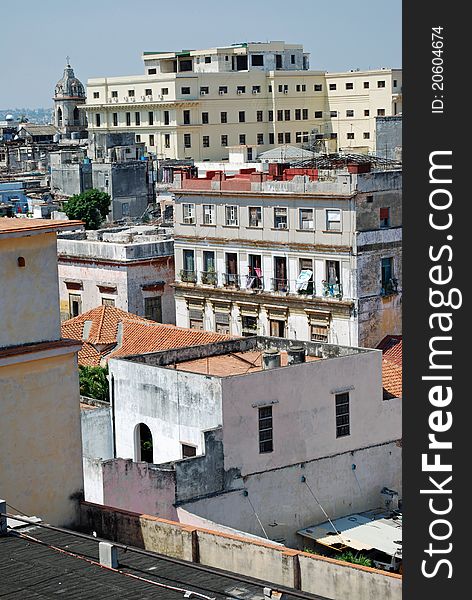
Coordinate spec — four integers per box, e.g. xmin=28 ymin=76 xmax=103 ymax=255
xmin=136 ymin=134 xmax=141 ymax=143
xmin=221 ymin=135 xmax=228 ymax=146
xmin=268 ymin=85 xmax=272 ymax=93
xmin=345 ymin=82 xmax=353 ymax=90
xmin=378 ymin=80 xmax=386 ymax=88
xmin=284 ymin=109 xmax=290 ymax=121
xmin=128 ymin=90 xmax=135 ymax=97
xmin=184 ymin=133 xmax=191 ymax=148
xmin=346 ymin=109 xmax=354 ymax=117
xmin=148 ymin=68 xmax=156 ymax=75
xmin=257 ymin=133 xmax=264 ymax=145
xmin=93 ymin=91 xmax=100 ymax=99
xmin=311 ymin=324 xmax=328 ymax=342
xmin=148 ymin=111 xmax=154 ymax=125
xmin=220 ymin=111 xmax=227 ymax=123
xmin=393 ymin=79 xmax=398 ymax=88
xmin=381 ymin=257 xmax=395 ymax=294
xmin=330 ymin=110 xmax=337 ymax=118
xmin=284 ymin=132 xmax=291 ymax=143
xmin=278 ymin=132 xmax=284 ymax=144
xmin=182 ymin=203 xmax=195 ymax=224
xmin=181 ymin=87 xmax=191 ymax=95
xmin=249 ymin=206 xmax=262 ymax=227
xmin=364 ymin=109 xmax=370 ymax=117
xmin=277 ymin=110 xmax=284 ymax=121
xmin=259 ymin=406 xmax=273 ymax=453
xmin=291 ymin=54 xmax=296 ymax=64
xmin=252 ymin=85 xmax=261 ymax=93
xmin=256 ymin=110 xmax=263 ymax=122
xmin=112 ymin=112 xmax=118 ymax=126
xmin=225 ymin=205 xmax=238 ymax=226
xmin=295 ymin=109 xmax=301 ymax=120
xmin=251 ymin=54 xmax=264 ymax=66
xmin=95 ymin=114 xmax=101 ymax=127
xmin=149 ymin=134 xmax=155 ymax=146
xmin=377 ymin=108 xmax=386 ymax=116
xmin=202 ymin=251 xmax=216 ymax=284
xmin=237 ymin=85 xmax=246 ymax=94
xmin=239 ymin=134 xmax=246 ymax=145
xmin=269 ymin=132 xmax=275 ymax=144
xmin=314 ymin=84 xmax=322 ymax=91
xmin=296 ymin=131 xmax=302 ymax=143
xmin=200 ymin=86 xmax=209 ymax=95
xmin=183 ymin=110 xmax=190 ymax=125
xmin=268 ymin=110 xmax=274 ymax=122
xmin=275 ymin=54 xmax=283 ymax=69
xmin=164 ymin=110 xmax=170 ymax=125
xmin=274 ymin=207 xmax=288 ymax=229
xmin=347 ymin=132 xmax=355 ymax=140
xmin=299 ymin=208 xmax=314 ymax=230
xmin=314 ymin=111 xmax=322 ymax=118
xmin=380 ymin=207 xmax=390 ymax=228
xmin=239 ymin=111 xmax=246 ymax=123
xmin=363 ymin=132 xmax=370 ymax=139
xmin=203 ymin=204 xmax=215 ymax=225
xmin=182 ymin=444 xmax=197 ymax=458
xmin=164 ymin=133 xmax=170 ymax=148
xmin=335 ymin=393 xmax=350 ymax=437
xmin=144 ymin=296 xmax=162 ymax=322
xmin=145 ymin=88 xmax=152 ymax=96
xmin=111 ymin=90 xmax=118 ymax=98
xmin=202 ymin=112 xmax=209 ymax=124
xmin=242 ymin=315 xmax=258 ymax=336
xmin=204 ymin=56 xmax=211 ymax=64
xmin=330 ymin=132 xmax=337 ymax=140
xmin=202 ymin=135 xmax=210 ymax=148
xmin=135 ymin=112 xmax=140 ymax=125
xmin=69 ymin=294 xmax=82 ymax=318
xmin=219 ymin=86 xmax=228 ymax=94
xmin=302 ymin=108 xmax=308 ymax=120
xmin=102 ymin=298 xmax=115 ymax=307
xmin=329 ymin=83 xmax=337 ymax=90
xmin=182 ymin=250 xmax=195 ymax=279
xmin=363 ymin=81 xmax=370 ymax=89
xmin=326 ymin=209 xmax=341 ymax=231
xmin=278 ymin=84 xmax=283 ymax=93
xmin=161 ymin=87 xmax=169 ymax=96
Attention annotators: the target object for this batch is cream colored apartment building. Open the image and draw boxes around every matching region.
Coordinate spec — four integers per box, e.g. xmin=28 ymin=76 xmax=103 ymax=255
xmin=84 ymin=42 xmax=402 ymax=160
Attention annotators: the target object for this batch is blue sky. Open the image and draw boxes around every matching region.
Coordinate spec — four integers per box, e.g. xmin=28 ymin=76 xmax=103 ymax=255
xmin=0 ymin=0 xmax=401 ymax=107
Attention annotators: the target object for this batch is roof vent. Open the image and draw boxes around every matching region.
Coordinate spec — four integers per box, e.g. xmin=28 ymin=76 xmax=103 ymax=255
xmin=99 ymin=541 xmax=119 ymax=568
xmin=287 ymin=345 xmax=306 ymax=365
xmin=262 ymin=348 xmax=281 ymax=370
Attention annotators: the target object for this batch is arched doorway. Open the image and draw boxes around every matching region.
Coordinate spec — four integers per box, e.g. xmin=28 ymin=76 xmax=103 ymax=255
xmin=135 ymin=423 xmax=153 ymax=463
xmin=73 ymin=106 xmax=80 ymax=126
xmin=57 ymin=106 xmax=62 ymax=127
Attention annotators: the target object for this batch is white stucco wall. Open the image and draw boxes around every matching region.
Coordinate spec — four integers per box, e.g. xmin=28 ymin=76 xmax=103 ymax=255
xmin=109 ymin=359 xmax=223 ymax=463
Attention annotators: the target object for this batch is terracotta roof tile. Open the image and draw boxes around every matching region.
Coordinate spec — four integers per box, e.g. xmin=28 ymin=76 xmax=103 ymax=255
xmin=61 ymin=306 xmax=233 ymax=366
xmin=377 ymin=335 xmax=402 ymax=399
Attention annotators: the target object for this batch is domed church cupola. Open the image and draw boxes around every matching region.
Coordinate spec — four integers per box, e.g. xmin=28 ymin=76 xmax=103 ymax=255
xmin=53 ymin=58 xmax=87 ymax=137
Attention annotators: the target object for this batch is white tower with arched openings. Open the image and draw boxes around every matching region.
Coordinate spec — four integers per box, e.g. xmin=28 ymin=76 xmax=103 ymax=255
xmin=53 ymin=58 xmax=87 ymax=137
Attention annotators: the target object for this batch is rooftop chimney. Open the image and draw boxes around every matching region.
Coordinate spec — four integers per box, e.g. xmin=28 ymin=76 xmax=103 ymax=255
xmin=287 ymin=345 xmax=306 ymax=365
xmin=262 ymin=348 xmax=281 ymax=370
xmin=99 ymin=541 xmax=119 ymax=568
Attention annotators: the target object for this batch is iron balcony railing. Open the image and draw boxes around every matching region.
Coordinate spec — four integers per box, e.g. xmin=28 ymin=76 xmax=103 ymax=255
xmin=200 ymin=270 xmax=218 ymax=285
xmin=245 ymin=274 xmax=264 ymax=290
xmin=322 ymin=282 xmax=343 ymax=299
xmin=180 ymin=269 xmax=197 ymax=283
xmin=271 ymin=278 xmax=289 ymax=293
xmin=223 ymin=273 xmax=240 ymax=288
xmin=380 ymin=278 xmax=399 ymax=297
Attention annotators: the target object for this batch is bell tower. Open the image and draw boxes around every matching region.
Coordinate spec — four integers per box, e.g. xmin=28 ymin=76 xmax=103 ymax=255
xmin=53 ymin=58 xmax=87 ymax=137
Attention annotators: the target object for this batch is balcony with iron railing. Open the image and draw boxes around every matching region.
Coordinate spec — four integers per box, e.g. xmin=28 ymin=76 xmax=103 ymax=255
xmin=180 ymin=269 xmax=197 ymax=283
xmin=271 ymin=278 xmax=289 ymax=293
xmin=223 ymin=273 xmax=240 ymax=288
xmin=380 ymin=278 xmax=398 ymax=297
xmin=322 ymin=281 xmax=343 ymax=299
xmin=200 ymin=270 xmax=218 ymax=286
xmin=245 ymin=274 xmax=264 ymax=291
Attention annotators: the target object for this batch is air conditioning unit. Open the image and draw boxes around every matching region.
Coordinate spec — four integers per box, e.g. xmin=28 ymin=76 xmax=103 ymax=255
xmin=112 ymin=97 xmax=118 ymax=102
xmin=146 ymin=95 xmax=153 ymax=101
xmin=219 ymin=90 xmax=225 ymax=95
xmin=252 ymin=90 xmax=260 ymax=94
xmin=277 ymin=222 xmax=287 ymax=229
xmin=124 ymin=96 xmax=128 ymax=102
xmin=283 ymin=89 xmax=289 ymax=94
xmin=130 ymin=97 xmax=135 ymax=102
xmin=200 ymin=91 xmax=207 ymax=96
xmin=158 ymin=95 xmax=163 ymax=101
xmin=237 ymin=90 xmax=243 ymax=94
xmin=141 ymin=95 xmax=146 ymax=101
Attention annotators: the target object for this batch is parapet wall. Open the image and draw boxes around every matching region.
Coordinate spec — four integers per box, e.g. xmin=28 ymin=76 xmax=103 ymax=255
xmin=79 ymin=501 xmax=402 ymax=599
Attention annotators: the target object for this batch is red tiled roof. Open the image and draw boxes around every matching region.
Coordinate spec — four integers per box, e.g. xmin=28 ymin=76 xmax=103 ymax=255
xmin=61 ymin=306 xmax=233 ymax=366
xmin=0 ymin=217 xmax=83 ymax=236
xmin=377 ymin=335 xmax=402 ymax=399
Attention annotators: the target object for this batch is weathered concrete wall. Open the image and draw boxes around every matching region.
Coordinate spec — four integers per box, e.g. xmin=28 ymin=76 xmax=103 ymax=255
xmin=376 ymin=117 xmax=402 ymax=161
xmin=109 ymin=358 xmax=223 ymax=463
xmin=50 ymin=163 xmax=92 ymax=196
xmin=79 ymin=502 xmax=402 ymax=600
xmin=101 ymin=459 xmax=177 ymax=520
xmin=356 ymin=190 xmax=402 ymax=232
xmin=0 ymin=232 xmax=61 ymax=347
xmin=180 ymin=439 xmax=402 ymax=547
xmin=92 ymin=162 xmax=148 ymax=220
xmin=0 ymin=353 xmax=84 ymax=527
xmin=81 ymin=405 xmax=113 ymax=460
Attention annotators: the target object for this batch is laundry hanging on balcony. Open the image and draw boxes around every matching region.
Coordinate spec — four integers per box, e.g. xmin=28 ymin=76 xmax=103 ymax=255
xmin=295 ymin=269 xmax=313 ymax=291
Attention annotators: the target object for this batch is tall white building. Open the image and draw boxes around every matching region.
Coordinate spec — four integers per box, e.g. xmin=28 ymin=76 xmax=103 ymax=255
xmin=84 ymin=41 xmax=402 ymax=160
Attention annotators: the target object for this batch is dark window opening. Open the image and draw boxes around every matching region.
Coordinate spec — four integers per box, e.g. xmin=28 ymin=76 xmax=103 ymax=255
xmin=144 ymin=296 xmax=162 ymax=322
xmin=335 ymin=393 xmax=350 ymax=437
xmin=137 ymin=423 xmax=153 ymax=462
xmin=259 ymin=406 xmax=273 ymax=453
xmin=251 ymin=54 xmax=264 ymax=66
xmin=182 ymin=444 xmax=197 ymax=458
